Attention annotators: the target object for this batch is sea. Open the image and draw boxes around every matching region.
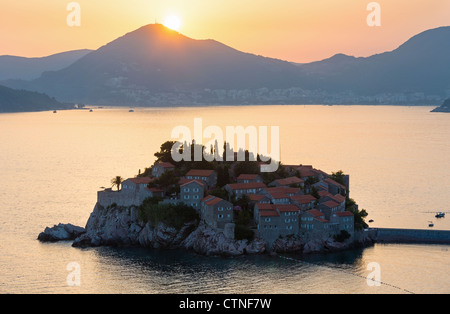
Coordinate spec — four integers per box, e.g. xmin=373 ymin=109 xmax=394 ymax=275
xmin=0 ymin=105 xmax=449 ymax=294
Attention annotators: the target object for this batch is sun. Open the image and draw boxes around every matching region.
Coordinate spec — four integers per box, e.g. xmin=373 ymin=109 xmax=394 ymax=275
xmin=163 ymin=15 xmax=182 ymax=31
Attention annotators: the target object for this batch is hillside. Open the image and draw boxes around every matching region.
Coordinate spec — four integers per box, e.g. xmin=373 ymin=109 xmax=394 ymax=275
xmin=431 ymin=98 xmax=450 ymax=112
xmin=0 ymin=85 xmax=71 ymax=113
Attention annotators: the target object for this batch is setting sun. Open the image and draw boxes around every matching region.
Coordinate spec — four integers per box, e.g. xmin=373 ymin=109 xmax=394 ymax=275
xmin=163 ymin=15 xmax=182 ymax=31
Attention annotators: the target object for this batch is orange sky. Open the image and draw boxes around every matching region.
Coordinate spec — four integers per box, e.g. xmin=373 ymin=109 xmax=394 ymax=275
xmin=1 ymin=0 xmax=449 ymax=63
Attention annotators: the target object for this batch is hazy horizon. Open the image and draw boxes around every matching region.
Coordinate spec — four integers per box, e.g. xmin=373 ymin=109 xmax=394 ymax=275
xmin=1 ymin=1 xmax=450 ymax=63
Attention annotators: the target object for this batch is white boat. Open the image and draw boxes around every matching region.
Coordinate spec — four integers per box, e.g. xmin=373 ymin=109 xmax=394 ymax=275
xmin=435 ymin=212 xmax=445 ymax=218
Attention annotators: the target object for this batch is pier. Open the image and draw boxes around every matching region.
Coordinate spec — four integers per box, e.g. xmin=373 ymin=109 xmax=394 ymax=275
xmin=371 ymin=228 xmax=450 ymax=244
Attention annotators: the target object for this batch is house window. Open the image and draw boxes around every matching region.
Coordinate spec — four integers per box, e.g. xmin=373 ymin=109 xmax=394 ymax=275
xmin=264 ymin=218 xmax=271 ymax=222
xmin=218 ymin=207 xmax=224 ymax=211
xmin=193 ymin=188 xmax=199 ymax=192
xmin=285 ymin=218 xmax=291 ymax=223
xmin=184 ymin=195 xmax=189 ymax=199
xmin=193 ymin=195 xmax=199 ymax=199
xmin=218 ymin=214 xmax=223 ymax=220
xmin=183 ymin=188 xmax=190 ymax=192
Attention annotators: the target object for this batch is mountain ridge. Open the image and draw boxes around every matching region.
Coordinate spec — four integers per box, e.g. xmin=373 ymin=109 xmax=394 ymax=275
xmin=2 ymin=24 xmax=450 ymax=107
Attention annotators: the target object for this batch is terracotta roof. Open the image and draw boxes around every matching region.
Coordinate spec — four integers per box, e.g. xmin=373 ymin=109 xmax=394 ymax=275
xmin=273 ymin=176 xmax=304 ymax=186
xmin=248 ymin=194 xmax=268 ymax=201
xmin=290 ymin=195 xmax=317 ymax=204
xmin=186 ymin=169 xmax=215 ymax=177
xmin=226 ymin=182 xmax=266 ymax=190
xmin=255 ymin=204 xmax=276 ymax=211
xmin=324 ymin=178 xmax=346 ymax=190
xmin=237 ymin=174 xmax=260 ymax=180
xmin=180 ymin=179 xmax=206 ymax=188
xmin=127 ymin=177 xmax=153 ymax=185
xmin=330 ymin=194 xmax=346 ymax=204
xmin=318 ymin=190 xmax=333 ymax=197
xmin=202 ymin=196 xmax=226 ymax=206
xmin=322 ymin=200 xmax=340 ymax=209
xmin=335 ymin=211 xmax=353 ymax=217
xmin=259 ymin=210 xmax=279 ymax=217
xmin=265 ymin=187 xmax=300 ymax=194
xmin=315 ymin=218 xmax=329 ymax=223
xmin=276 ymin=204 xmax=300 ymax=212
xmin=307 ymin=209 xmax=325 ymax=218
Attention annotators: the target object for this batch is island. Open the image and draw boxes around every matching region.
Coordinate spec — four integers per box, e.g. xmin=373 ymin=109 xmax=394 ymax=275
xmin=39 ymin=140 xmax=373 ymax=256
xmin=431 ymin=98 xmax=450 ymax=112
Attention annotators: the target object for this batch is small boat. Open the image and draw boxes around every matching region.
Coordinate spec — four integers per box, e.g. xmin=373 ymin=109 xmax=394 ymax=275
xmin=89 ymin=109 xmax=93 ymax=112
xmin=428 ymin=221 xmax=434 ymax=227
xmin=129 ymin=109 xmax=134 ymax=112
xmin=53 ymin=110 xmax=57 ymax=113
xmin=369 ymin=219 xmax=374 ymax=223
xmin=435 ymin=212 xmax=445 ymax=218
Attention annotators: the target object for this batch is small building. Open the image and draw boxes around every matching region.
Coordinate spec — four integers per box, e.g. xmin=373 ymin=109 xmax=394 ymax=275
xmin=324 ymin=178 xmax=347 ymax=196
xmin=224 ymin=182 xmax=266 ymax=197
xmin=319 ymin=194 xmax=346 ymax=211
xmin=179 ymin=179 xmax=206 ymax=212
xmin=254 ymin=203 xmax=276 ymax=223
xmin=121 ymin=177 xmax=153 ymax=191
xmin=185 ymin=169 xmax=217 ymax=188
xmin=331 ymin=211 xmax=354 ymax=238
xmin=248 ymin=194 xmax=271 ymax=205
xmin=201 ymin=195 xmax=234 ymax=230
xmin=152 ymin=162 xmax=175 ymax=178
xmin=300 ymin=209 xmax=334 ymax=241
xmin=317 ymin=200 xmax=341 ymax=220
xmin=236 ymin=174 xmax=263 ymax=184
xmin=290 ymin=194 xmax=317 ymax=211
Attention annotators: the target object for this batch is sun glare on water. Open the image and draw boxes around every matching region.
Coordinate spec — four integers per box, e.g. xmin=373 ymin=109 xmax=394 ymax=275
xmin=163 ymin=15 xmax=182 ymax=31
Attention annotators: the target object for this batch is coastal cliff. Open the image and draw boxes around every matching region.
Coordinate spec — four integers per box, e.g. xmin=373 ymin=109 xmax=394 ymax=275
xmin=40 ymin=203 xmax=373 ymax=256
xmin=70 ymin=203 xmax=267 ymax=256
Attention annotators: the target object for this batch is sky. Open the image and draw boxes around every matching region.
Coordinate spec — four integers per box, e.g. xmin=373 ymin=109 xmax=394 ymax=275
xmin=1 ymin=0 xmax=449 ymax=63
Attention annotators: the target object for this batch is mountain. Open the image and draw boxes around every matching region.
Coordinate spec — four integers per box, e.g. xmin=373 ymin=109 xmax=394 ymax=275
xmin=2 ymin=24 xmax=450 ymax=106
xmin=302 ymin=26 xmax=450 ymax=96
xmin=0 ymin=84 xmax=71 ymax=113
xmin=431 ymin=98 xmax=450 ymax=112
xmin=0 ymin=49 xmax=92 ymax=81
xmin=6 ymin=24 xmax=307 ymax=105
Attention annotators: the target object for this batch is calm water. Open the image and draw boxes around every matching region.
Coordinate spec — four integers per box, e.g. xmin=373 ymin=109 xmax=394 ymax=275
xmin=0 ymin=105 xmax=449 ymax=294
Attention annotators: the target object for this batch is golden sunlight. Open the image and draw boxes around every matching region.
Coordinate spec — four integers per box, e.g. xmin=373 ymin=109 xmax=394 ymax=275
xmin=163 ymin=15 xmax=182 ymax=31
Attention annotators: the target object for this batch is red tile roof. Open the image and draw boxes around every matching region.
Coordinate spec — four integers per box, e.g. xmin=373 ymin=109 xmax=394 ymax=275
xmin=226 ymin=182 xmax=266 ymax=190
xmin=273 ymin=176 xmax=304 ymax=186
xmin=248 ymin=194 xmax=269 ymax=201
xmin=237 ymin=174 xmax=260 ymax=180
xmin=330 ymin=194 xmax=346 ymax=204
xmin=268 ymin=192 xmax=289 ymax=199
xmin=276 ymin=204 xmax=300 ymax=212
xmin=259 ymin=210 xmax=279 ymax=217
xmin=255 ymin=204 xmax=276 ymax=211
xmin=290 ymin=195 xmax=317 ymax=204
xmin=186 ymin=169 xmax=215 ymax=177
xmin=202 ymin=196 xmax=226 ymax=206
xmin=180 ymin=179 xmax=206 ymax=188
xmin=315 ymin=218 xmax=329 ymax=223
xmin=307 ymin=209 xmax=325 ymax=218
xmin=128 ymin=177 xmax=153 ymax=185
xmin=265 ymin=187 xmax=300 ymax=195
xmin=322 ymin=200 xmax=340 ymax=209
xmin=324 ymin=178 xmax=346 ymax=190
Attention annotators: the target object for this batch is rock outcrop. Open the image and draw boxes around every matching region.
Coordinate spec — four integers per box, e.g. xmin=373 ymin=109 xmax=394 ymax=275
xmin=38 ymin=223 xmax=85 ymax=242
xmin=41 ymin=202 xmax=373 ymax=256
xmin=431 ymin=98 xmax=450 ymax=112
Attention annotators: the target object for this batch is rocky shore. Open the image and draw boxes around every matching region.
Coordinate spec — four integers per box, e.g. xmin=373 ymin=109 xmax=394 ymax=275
xmin=38 ymin=203 xmax=375 ymax=256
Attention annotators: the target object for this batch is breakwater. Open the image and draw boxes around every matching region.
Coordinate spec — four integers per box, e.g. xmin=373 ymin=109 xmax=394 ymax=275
xmin=372 ymin=228 xmax=450 ymax=244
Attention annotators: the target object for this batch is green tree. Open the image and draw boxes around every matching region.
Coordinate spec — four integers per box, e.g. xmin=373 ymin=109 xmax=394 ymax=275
xmin=154 ymin=141 xmax=176 ymax=163
xmin=331 ymin=170 xmax=345 ymax=186
xmin=346 ymin=198 xmax=369 ymax=230
xmin=111 ymin=176 xmax=124 ymax=191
